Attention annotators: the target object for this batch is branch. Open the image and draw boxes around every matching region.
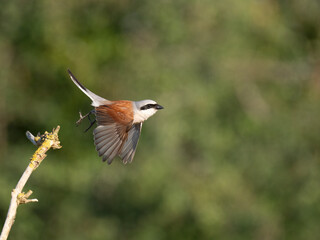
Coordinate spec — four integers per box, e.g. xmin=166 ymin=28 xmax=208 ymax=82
xmin=0 ymin=126 xmax=62 ymax=240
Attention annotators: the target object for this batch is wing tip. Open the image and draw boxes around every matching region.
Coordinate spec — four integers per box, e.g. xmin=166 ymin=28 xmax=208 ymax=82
xmin=102 ymin=155 xmax=114 ymax=164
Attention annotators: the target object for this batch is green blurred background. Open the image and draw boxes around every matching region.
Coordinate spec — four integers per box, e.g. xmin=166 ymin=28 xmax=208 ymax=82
xmin=1 ymin=0 xmax=320 ymax=239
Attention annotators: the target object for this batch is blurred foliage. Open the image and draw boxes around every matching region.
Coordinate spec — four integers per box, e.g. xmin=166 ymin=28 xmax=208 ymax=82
xmin=1 ymin=0 xmax=320 ymax=239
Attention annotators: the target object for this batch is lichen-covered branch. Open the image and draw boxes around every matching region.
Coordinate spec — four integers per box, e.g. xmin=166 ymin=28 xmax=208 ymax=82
xmin=0 ymin=126 xmax=62 ymax=240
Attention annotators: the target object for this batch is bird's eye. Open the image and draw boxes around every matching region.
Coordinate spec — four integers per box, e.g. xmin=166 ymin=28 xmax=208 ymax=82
xmin=140 ymin=104 xmax=156 ymax=110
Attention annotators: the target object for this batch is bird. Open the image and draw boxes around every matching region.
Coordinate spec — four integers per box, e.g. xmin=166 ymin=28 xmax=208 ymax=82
xmin=68 ymin=69 xmax=163 ymax=164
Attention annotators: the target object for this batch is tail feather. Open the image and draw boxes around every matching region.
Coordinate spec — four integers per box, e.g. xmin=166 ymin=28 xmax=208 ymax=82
xmin=68 ymin=69 xmax=110 ymax=107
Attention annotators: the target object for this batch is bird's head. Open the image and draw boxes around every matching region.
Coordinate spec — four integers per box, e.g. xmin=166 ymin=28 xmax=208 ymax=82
xmin=133 ymin=99 xmax=164 ymax=123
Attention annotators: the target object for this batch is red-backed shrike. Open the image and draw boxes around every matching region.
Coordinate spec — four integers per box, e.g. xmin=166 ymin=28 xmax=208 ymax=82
xmin=68 ymin=70 xmax=163 ymax=164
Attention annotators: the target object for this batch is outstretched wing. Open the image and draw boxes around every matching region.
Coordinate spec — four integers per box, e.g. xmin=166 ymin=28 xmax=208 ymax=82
xmin=93 ymin=101 xmax=141 ymax=164
xmin=93 ymin=123 xmax=128 ymax=164
xmin=93 ymin=123 xmax=142 ymax=164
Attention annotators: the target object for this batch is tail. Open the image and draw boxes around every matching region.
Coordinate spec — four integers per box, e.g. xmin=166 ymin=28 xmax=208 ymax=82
xmin=68 ymin=69 xmax=110 ymax=107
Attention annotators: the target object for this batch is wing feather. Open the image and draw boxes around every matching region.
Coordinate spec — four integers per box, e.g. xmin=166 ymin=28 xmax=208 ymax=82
xmin=102 ymin=138 xmax=122 ymax=160
xmin=94 ymin=125 xmax=116 ymax=139
xmin=96 ymin=132 xmax=119 ymax=156
xmin=93 ymin=123 xmax=127 ymax=164
xmin=96 ymin=136 xmax=115 ymax=150
xmin=119 ymin=123 xmax=142 ymax=164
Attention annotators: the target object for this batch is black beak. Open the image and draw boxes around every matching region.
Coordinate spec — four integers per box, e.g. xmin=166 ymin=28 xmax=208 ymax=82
xmin=156 ymin=104 xmax=164 ymax=110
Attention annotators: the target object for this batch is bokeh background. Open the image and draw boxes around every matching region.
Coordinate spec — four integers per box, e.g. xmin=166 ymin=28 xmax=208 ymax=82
xmin=1 ymin=0 xmax=320 ymax=239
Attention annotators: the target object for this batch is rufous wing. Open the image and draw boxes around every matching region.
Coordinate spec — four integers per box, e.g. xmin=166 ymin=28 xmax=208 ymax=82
xmin=93 ymin=102 xmax=141 ymax=164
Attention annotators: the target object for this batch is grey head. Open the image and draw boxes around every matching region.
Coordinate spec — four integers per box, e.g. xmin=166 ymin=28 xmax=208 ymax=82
xmin=133 ymin=99 xmax=164 ymax=123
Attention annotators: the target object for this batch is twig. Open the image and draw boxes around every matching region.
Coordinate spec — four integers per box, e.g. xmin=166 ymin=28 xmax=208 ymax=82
xmin=0 ymin=126 xmax=62 ymax=240
xmin=76 ymin=110 xmax=96 ymax=132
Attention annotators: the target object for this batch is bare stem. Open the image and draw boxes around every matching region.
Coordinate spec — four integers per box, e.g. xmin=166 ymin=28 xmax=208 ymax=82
xmin=76 ymin=110 xmax=96 ymax=132
xmin=0 ymin=126 xmax=62 ymax=240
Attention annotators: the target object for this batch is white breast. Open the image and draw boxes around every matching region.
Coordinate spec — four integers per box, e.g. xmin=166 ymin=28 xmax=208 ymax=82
xmin=133 ymin=108 xmax=157 ymax=123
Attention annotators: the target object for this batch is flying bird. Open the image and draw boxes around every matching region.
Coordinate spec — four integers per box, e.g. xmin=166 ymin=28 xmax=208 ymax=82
xmin=68 ymin=70 xmax=163 ymax=164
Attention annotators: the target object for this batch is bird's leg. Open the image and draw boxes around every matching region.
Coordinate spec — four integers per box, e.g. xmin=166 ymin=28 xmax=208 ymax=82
xmin=76 ymin=110 xmax=96 ymax=132
xmin=84 ymin=113 xmax=96 ymax=132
